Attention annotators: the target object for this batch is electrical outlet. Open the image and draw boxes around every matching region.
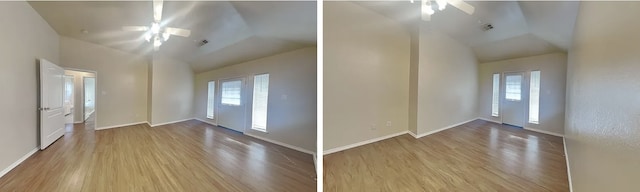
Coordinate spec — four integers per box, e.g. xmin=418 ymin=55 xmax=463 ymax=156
xmin=386 ymin=121 xmax=392 ymax=127
xmin=370 ymin=123 xmax=377 ymax=130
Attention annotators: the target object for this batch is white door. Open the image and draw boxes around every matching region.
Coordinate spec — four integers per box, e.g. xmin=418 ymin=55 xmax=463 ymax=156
xmin=502 ymin=72 xmax=526 ymax=127
xmin=39 ymin=59 xmax=66 ymax=150
xmin=218 ymin=78 xmax=246 ymax=132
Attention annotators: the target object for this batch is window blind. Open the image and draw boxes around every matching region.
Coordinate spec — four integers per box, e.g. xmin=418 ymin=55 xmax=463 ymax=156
xmin=221 ymin=80 xmax=242 ymax=106
xmin=252 ymin=74 xmax=269 ymax=132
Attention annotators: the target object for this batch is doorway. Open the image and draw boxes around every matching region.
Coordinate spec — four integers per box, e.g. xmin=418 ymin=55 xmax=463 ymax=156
xmin=63 ymin=75 xmax=74 ymax=124
xmin=217 ymin=78 xmax=246 ymax=132
xmin=501 ymin=72 xmax=526 ymax=127
xmin=83 ymin=77 xmax=95 ymax=121
xmin=64 ymin=69 xmax=97 ymax=130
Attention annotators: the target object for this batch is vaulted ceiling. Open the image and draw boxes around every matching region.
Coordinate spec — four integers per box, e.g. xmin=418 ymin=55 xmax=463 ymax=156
xmin=356 ymin=1 xmax=579 ymax=63
xmin=28 ymin=1 xmax=317 ymax=73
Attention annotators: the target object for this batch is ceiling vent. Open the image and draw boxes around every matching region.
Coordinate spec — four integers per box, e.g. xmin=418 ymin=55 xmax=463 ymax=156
xmin=198 ymin=39 xmax=209 ymax=47
xmin=482 ymin=24 xmax=494 ymax=31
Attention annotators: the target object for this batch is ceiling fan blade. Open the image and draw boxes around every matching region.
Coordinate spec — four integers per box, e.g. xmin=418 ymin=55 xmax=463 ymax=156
xmin=165 ymin=27 xmax=191 ymax=37
xmin=449 ymin=0 xmax=475 ymax=15
xmin=122 ymin=26 xmax=149 ymax=31
xmin=153 ymin=0 xmax=164 ymax=22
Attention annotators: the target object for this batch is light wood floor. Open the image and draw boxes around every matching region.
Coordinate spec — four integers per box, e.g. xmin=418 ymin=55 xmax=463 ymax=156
xmin=0 ymin=118 xmax=316 ymax=191
xmin=324 ymin=120 xmax=569 ymax=191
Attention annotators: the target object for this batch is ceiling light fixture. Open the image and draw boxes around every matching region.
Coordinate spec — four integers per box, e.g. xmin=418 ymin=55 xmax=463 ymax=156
xmin=435 ymin=0 xmax=448 ymax=11
xmin=162 ymin=32 xmax=170 ymax=41
xmin=418 ymin=0 xmax=475 ymax=21
xmin=150 ymin=22 xmax=160 ymax=34
xmin=153 ymin=36 xmax=162 ymax=49
xmin=424 ymin=1 xmax=435 ymax=15
xmin=121 ymin=0 xmax=191 ymax=51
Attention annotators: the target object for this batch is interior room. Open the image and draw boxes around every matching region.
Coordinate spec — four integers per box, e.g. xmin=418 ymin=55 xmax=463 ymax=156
xmin=0 ymin=1 xmax=317 ymax=191
xmin=324 ymin=1 xmax=640 ymax=191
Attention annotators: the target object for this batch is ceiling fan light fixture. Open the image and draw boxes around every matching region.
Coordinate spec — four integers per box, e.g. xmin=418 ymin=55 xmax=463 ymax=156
xmin=151 ymin=22 xmax=160 ymax=34
xmin=154 ymin=36 xmax=162 ymax=47
xmin=426 ymin=6 xmax=435 ymax=15
xmin=144 ymin=33 xmax=152 ymax=42
xmin=436 ymin=0 xmax=447 ymax=10
xmin=422 ymin=1 xmax=435 ymax=16
xmin=162 ymin=32 xmax=170 ymax=41
xmin=121 ymin=0 xmax=191 ymax=51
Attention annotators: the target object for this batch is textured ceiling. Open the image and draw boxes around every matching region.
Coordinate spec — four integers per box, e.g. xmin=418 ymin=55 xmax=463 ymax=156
xmin=356 ymin=1 xmax=579 ymax=63
xmin=28 ymin=1 xmax=317 ymax=73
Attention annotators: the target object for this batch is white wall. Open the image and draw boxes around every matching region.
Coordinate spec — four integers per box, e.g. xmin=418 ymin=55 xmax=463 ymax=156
xmin=565 ymin=2 xmax=640 ymax=191
xmin=0 ymin=1 xmax=59 ymax=176
xmin=64 ymin=70 xmax=96 ymax=123
xmin=60 ymin=36 xmax=148 ymax=129
xmin=324 ymin=1 xmax=410 ymax=150
xmin=416 ymin=28 xmax=478 ymax=135
xmin=478 ymin=53 xmax=567 ymax=135
xmin=194 ymin=47 xmax=317 ymax=152
xmin=150 ymin=55 xmax=194 ymax=125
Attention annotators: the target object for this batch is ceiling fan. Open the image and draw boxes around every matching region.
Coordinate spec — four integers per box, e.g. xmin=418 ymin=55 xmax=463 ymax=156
xmin=417 ymin=0 xmax=475 ymax=21
xmin=122 ymin=0 xmax=191 ymax=51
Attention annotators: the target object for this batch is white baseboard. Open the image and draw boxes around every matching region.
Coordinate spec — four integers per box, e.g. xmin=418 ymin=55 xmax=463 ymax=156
xmin=478 ymin=117 xmax=502 ymax=124
xmin=407 ymin=130 xmax=418 ymax=138
xmin=244 ymin=132 xmax=315 ymax=155
xmin=0 ymin=148 xmax=38 ymax=179
xmin=313 ymin=153 xmax=318 ymax=173
xmin=150 ymin=118 xmax=194 ymax=127
xmin=74 ymin=120 xmax=84 ymax=124
xmin=563 ymin=137 xmax=574 ymax=192
xmin=95 ymin=121 xmax=148 ymax=130
xmin=524 ymin=127 xmax=564 ymax=137
xmin=194 ymin=118 xmax=218 ymax=126
xmin=323 ymin=131 xmax=408 ymax=155
xmin=415 ymin=118 xmax=477 ymax=138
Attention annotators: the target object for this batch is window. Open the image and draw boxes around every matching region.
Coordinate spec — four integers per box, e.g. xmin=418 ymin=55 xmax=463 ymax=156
xmin=206 ymin=81 xmax=215 ymax=119
xmin=221 ymin=80 xmax=242 ymax=106
xmin=505 ymin=75 xmax=522 ymax=101
xmin=252 ymin=74 xmax=269 ymax=132
xmin=491 ymin=74 xmax=500 ymax=117
xmin=529 ymin=71 xmax=541 ymax=124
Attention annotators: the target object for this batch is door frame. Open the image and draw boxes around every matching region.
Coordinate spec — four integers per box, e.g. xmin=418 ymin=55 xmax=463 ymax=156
xmin=500 ymin=71 xmax=528 ymax=127
xmin=217 ymin=76 xmax=249 ymax=132
xmin=65 ymin=67 xmax=98 ymax=130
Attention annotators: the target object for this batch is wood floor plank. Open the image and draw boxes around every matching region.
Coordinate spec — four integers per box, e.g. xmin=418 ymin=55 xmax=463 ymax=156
xmin=324 ymin=119 xmax=569 ymax=191
xmin=0 ymin=116 xmax=316 ymax=192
